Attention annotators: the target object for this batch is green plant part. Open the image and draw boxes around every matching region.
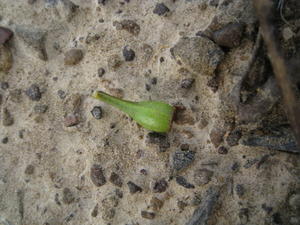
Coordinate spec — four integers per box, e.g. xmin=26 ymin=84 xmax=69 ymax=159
xmin=92 ymin=91 xmax=174 ymax=133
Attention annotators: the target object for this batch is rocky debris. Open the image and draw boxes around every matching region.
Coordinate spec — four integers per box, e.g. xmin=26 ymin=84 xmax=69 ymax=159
xmin=34 ymin=104 xmax=48 ymax=113
xmin=180 ymin=143 xmax=190 ymax=151
xmin=150 ymin=197 xmax=164 ymax=211
xmin=171 ymin=37 xmax=224 ymax=75
xmin=25 ymin=84 xmax=42 ymax=101
xmin=122 ymin=46 xmax=135 ymax=61
xmin=145 ymin=132 xmax=170 ymax=152
xmin=64 ymin=49 xmax=84 ymax=65
xmin=113 ymin=20 xmax=140 ymax=36
xmin=1 ymin=137 xmax=8 ymax=144
xmin=172 ymin=151 xmax=195 ymax=171
xmin=180 ymin=78 xmax=195 ymax=89
xmin=193 ymin=169 xmax=213 ymax=186
xmin=212 ymin=23 xmax=245 ymax=48
xmin=90 ymin=164 xmax=106 ymax=187
xmin=217 ymin=146 xmax=228 ymax=154
xmin=91 ymin=204 xmax=98 ymax=217
xmin=15 ymin=26 xmax=48 ymax=60
xmin=235 ymin=184 xmax=245 ymax=198
xmin=0 ymin=26 xmax=13 ymax=44
xmin=107 ymin=54 xmax=122 ymax=71
xmin=85 ymin=33 xmax=101 ymax=44
xmin=109 ymin=172 xmax=123 ymax=187
xmin=2 ymin=108 xmax=14 ymax=126
xmin=57 ymin=90 xmax=66 ymax=99
xmin=226 ymin=129 xmax=242 ymax=146
xmin=209 ymin=127 xmax=225 ymax=148
xmin=153 ymin=3 xmax=170 ymax=16
xmin=62 ymin=187 xmax=75 ymax=204
xmin=127 ymin=181 xmax=142 ymax=194
xmin=101 ymin=193 xmax=119 ymax=220
xmin=177 ymin=200 xmax=188 ymax=211
xmin=91 ymin=106 xmax=103 ymax=119
xmin=176 ymin=176 xmax=195 ymax=189
xmin=186 ymin=186 xmax=220 ymax=225
xmin=98 ymin=67 xmax=105 ymax=77
xmin=153 ymin=178 xmax=168 ymax=193
xmin=0 ymin=45 xmax=13 ymax=73
xmin=1 ymin=82 xmax=9 ymax=90
xmin=24 ymin=164 xmax=35 ymax=175
xmin=141 ymin=211 xmax=155 ymax=220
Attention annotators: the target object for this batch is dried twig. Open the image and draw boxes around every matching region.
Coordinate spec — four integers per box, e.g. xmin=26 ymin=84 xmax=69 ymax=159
xmin=253 ymin=0 xmax=300 ymax=150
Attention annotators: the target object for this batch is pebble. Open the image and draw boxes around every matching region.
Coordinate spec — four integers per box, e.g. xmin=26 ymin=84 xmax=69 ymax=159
xmin=122 ymin=46 xmax=135 ymax=61
xmin=172 ymin=151 xmax=195 ymax=171
xmin=209 ymin=127 xmax=225 ymax=148
xmin=153 ymin=3 xmax=170 ymax=16
xmin=90 ymin=164 xmax=106 ymax=187
xmin=0 ymin=45 xmax=13 ymax=73
xmin=64 ymin=113 xmax=80 ymax=127
xmin=91 ymin=204 xmax=98 ymax=217
xmin=180 ymin=78 xmax=195 ymax=89
xmin=176 ymin=176 xmax=195 ymax=189
xmin=127 ymin=181 xmax=142 ymax=194
xmin=150 ymin=197 xmax=164 ymax=211
xmin=226 ymin=129 xmax=242 ymax=146
xmin=98 ymin=67 xmax=105 ymax=77
xmin=235 ymin=184 xmax=245 ymax=197
xmin=173 ymin=106 xmax=195 ymax=125
xmin=145 ymin=132 xmax=170 ymax=152
xmin=288 ymin=194 xmax=300 ymax=211
xmin=64 ymin=49 xmax=84 ymax=65
xmin=102 ymin=208 xmax=115 ymax=221
xmin=212 ymin=23 xmax=244 ymax=48
xmin=177 ymin=200 xmax=188 ymax=211
xmin=180 ymin=143 xmax=190 ymax=151
xmin=57 ymin=90 xmax=66 ymax=99
xmin=109 ymin=172 xmax=123 ymax=187
xmin=0 ymin=26 xmax=13 ymax=44
xmin=141 ymin=211 xmax=155 ymax=220
xmin=151 ymin=77 xmax=157 ymax=85
xmin=1 ymin=137 xmax=8 ymax=144
xmin=107 ymin=54 xmax=122 ymax=71
xmin=34 ymin=104 xmax=48 ymax=113
xmin=171 ymin=37 xmax=224 ymax=75
xmin=115 ymin=189 xmax=123 ymax=198
xmin=1 ymin=82 xmax=9 ymax=90
xmin=25 ymin=84 xmax=42 ymax=101
xmin=62 ymin=188 xmax=75 ymax=204
xmin=2 ymin=108 xmax=14 ymax=126
xmin=24 ymin=164 xmax=35 ymax=175
xmin=153 ymin=179 xmax=168 ymax=193
xmin=91 ymin=106 xmax=103 ymax=120
xmin=98 ymin=0 xmax=107 ymax=5
xmin=193 ymin=169 xmax=213 ymax=186
xmin=217 ymin=146 xmax=228 ymax=154
xmin=113 ymin=20 xmax=140 ymax=36
xmin=239 ymin=208 xmax=249 ymax=224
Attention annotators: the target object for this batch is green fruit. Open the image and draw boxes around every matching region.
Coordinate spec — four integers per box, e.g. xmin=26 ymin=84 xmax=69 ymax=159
xmin=92 ymin=91 xmax=174 ymax=133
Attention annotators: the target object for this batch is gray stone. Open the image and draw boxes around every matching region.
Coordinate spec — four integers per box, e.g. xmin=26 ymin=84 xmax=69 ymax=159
xmin=127 ymin=181 xmax=142 ymax=194
xmin=64 ymin=49 xmax=84 ymax=65
xmin=109 ymin=172 xmax=123 ymax=187
xmin=146 ymin=132 xmax=170 ymax=152
xmin=91 ymin=106 xmax=103 ymax=120
xmin=25 ymin=84 xmax=42 ymax=101
xmin=176 ymin=176 xmax=195 ymax=189
xmin=153 ymin=178 xmax=168 ymax=193
xmin=153 ymin=3 xmax=170 ymax=16
xmin=171 ymin=37 xmax=224 ymax=75
xmin=193 ymin=169 xmax=213 ymax=186
xmin=172 ymin=151 xmax=195 ymax=171
xmin=122 ymin=46 xmax=135 ymax=61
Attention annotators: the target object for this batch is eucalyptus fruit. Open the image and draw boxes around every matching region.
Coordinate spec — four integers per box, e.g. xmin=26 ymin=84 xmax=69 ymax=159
xmin=92 ymin=91 xmax=174 ymax=133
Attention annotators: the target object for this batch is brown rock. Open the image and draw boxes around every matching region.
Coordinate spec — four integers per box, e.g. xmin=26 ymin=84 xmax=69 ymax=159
xmin=0 ymin=27 xmax=13 ymax=44
xmin=64 ymin=49 xmax=84 ymax=65
xmin=212 ymin=23 xmax=245 ymax=48
xmin=153 ymin=179 xmax=168 ymax=193
xmin=109 ymin=172 xmax=123 ymax=187
xmin=64 ymin=113 xmax=80 ymax=127
xmin=62 ymin=188 xmax=75 ymax=204
xmin=0 ymin=45 xmax=13 ymax=73
xmin=2 ymin=108 xmax=14 ymax=126
xmin=90 ymin=164 xmax=106 ymax=187
xmin=209 ymin=127 xmax=225 ymax=147
xmin=25 ymin=165 xmax=35 ymax=175
xmin=141 ymin=211 xmax=155 ymax=219
xmin=150 ymin=197 xmax=164 ymax=211
xmin=113 ymin=20 xmax=140 ymax=35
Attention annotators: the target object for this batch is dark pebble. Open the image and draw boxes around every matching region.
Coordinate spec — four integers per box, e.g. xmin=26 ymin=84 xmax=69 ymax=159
xmin=176 ymin=176 xmax=195 ymax=189
xmin=57 ymin=90 xmax=66 ymax=99
xmin=153 ymin=179 xmax=168 ymax=193
xmin=64 ymin=113 xmax=80 ymax=127
xmin=34 ymin=104 xmax=48 ymax=113
xmin=231 ymin=162 xmax=240 ymax=171
xmin=239 ymin=208 xmax=249 ymax=224
xmin=261 ymin=203 xmax=273 ymax=214
xmin=226 ymin=129 xmax=242 ymax=146
xmin=151 ymin=77 xmax=157 ymax=85
xmin=90 ymin=164 xmax=106 ymax=187
xmin=0 ymin=26 xmax=13 ymax=44
xmin=209 ymin=127 xmax=225 ymax=148
xmin=1 ymin=82 xmax=9 ymax=90
xmin=235 ymin=184 xmax=245 ymax=197
xmin=1 ymin=137 xmax=8 ymax=144
xmin=91 ymin=106 xmax=103 ymax=120
xmin=115 ymin=189 xmax=123 ymax=198
xmin=272 ymin=212 xmax=283 ymax=224
xmin=2 ymin=108 xmax=14 ymax=126
xmin=212 ymin=23 xmax=245 ymax=48
xmin=62 ymin=188 xmax=75 ymax=204
xmin=145 ymin=83 xmax=151 ymax=91
xmin=54 ymin=193 xmax=61 ymax=206
xmin=98 ymin=67 xmax=105 ymax=77
xmin=153 ymin=3 xmax=170 ymax=16
xmin=217 ymin=146 xmax=228 ymax=154
xmin=25 ymin=84 xmax=41 ymax=101
xmin=98 ymin=0 xmax=106 ymax=5
xmin=177 ymin=200 xmax=188 ymax=211
xmin=109 ymin=172 xmax=123 ymax=187
xmin=64 ymin=49 xmax=84 ymax=65
xmin=140 ymin=169 xmax=147 ymax=175
xmin=113 ymin=19 xmax=140 ymax=36
xmin=150 ymin=197 xmax=163 ymax=211
xmin=91 ymin=204 xmax=98 ymax=217
xmin=24 ymin=164 xmax=35 ymax=175
xmin=122 ymin=46 xmax=135 ymax=61
xmin=207 ymin=76 xmax=219 ymax=93
xmin=172 ymin=151 xmax=195 ymax=171
xmin=160 ymin=57 xmax=165 ymax=63
xmin=127 ymin=181 xmax=142 ymax=194
xmin=146 ymin=132 xmax=170 ymax=152
xmin=141 ymin=211 xmax=155 ymax=220
xmin=180 ymin=143 xmax=190 ymax=151
xmin=180 ymin=78 xmax=195 ymax=89
xmin=209 ymin=0 xmax=219 ymax=7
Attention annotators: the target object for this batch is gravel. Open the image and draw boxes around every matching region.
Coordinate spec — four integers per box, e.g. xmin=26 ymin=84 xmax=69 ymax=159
xmin=122 ymin=46 xmax=135 ymax=61
xmin=91 ymin=106 xmax=103 ymax=119
xmin=153 ymin=3 xmax=170 ymax=16
xmin=176 ymin=176 xmax=195 ymax=189
xmin=25 ymin=84 xmax=42 ymax=101
xmin=90 ymin=164 xmax=106 ymax=187
xmin=172 ymin=151 xmax=195 ymax=171
xmin=127 ymin=181 xmax=142 ymax=194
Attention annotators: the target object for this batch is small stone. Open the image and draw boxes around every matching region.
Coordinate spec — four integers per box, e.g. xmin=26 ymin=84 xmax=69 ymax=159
xmin=231 ymin=162 xmax=240 ymax=171
xmin=140 ymin=169 xmax=147 ymax=175
xmin=64 ymin=113 xmax=80 ymax=127
xmin=153 ymin=3 xmax=170 ymax=16
xmin=180 ymin=143 xmax=190 ymax=151
xmin=172 ymin=151 xmax=195 ymax=171
xmin=91 ymin=204 xmax=98 ymax=217
xmin=62 ymin=188 xmax=75 ymax=204
xmin=25 ymin=84 xmax=42 ymax=101
xmin=34 ymin=104 xmax=48 ymax=113
xmin=122 ymin=46 xmax=135 ymax=61
xmin=115 ymin=189 xmax=123 ymax=198
xmin=193 ymin=169 xmax=213 ymax=186
xmin=150 ymin=197 xmax=164 ymax=211
xmin=91 ymin=106 xmax=103 ymax=120
xmin=113 ymin=20 xmax=140 ymax=36
xmin=85 ymin=33 xmax=101 ymax=44
xmin=1 ymin=137 xmax=8 ymax=144
xmin=141 ymin=211 xmax=155 ymax=220
xmin=212 ymin=23 xmax=245 ymax=48
xmin=239 ymin=208 xmax=249 ymax=224
xmin=217 ymin=146 xmax=228 ymax=154
xmin=145 ymin=83 xmax=151 ymax=91
xmin=177 ymin=200 xmax=188 ymax=211
xmin=25 ymin=164 xmax=35 ymax=175
xmin=0 ymin=45 xmax=13 ymax=73
xmin=145 ymin=132 xmax=170 ymax=152
xmin=109 ymin=172 xmax=123 ymax=187
xmin=176 ymin=176 xmax=195 ymax=189
xmin=209 ymin=0 xmax=219 ymax=7
xmin=127 ymin=181 xmax=142 ymax=194
xmin=226 ymin=129 xmax=242 ymax=146
xmin=235 ymin=184 xmax=245 ymax=197
xmin=282 ymin=27 xmax=295 ymax=41
xmin=173 ymin=106 xmax=195 ymax=125
xmin=0 ymin=26 xmax=13 ymax=44
xmin=261 ymin=203 xmax=273 ymax=214
xmin=209 ymin=127 xmax=225 ymax=147
xmin=102 ymin=208 xmax=115 ymax=221
xmin=288 ymin=194 xmax=300 ymax=211
xmin=90 ymin=164 xmax=106 ymax=187
xmin=1 ymin=82 xmax=9 ymax=90
xmin=57 ymin=90 xmax=66 ymax=99
xmin=151 ymin=77 xmax=157 ymax=85
xmin=153 ymin=179 xmax=168 ymax=193
xmin=2 ymin=108 xmax=14 ymax=126
xmin=98 ymin=67 xmax=105 ymax=77
xmin=180 ymin=78 xmax=195 ymax=89
xmin=107 ymin=54 xmax=122 ymax=71
xmin=64 ymin=49 xmax=84 ymax=65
